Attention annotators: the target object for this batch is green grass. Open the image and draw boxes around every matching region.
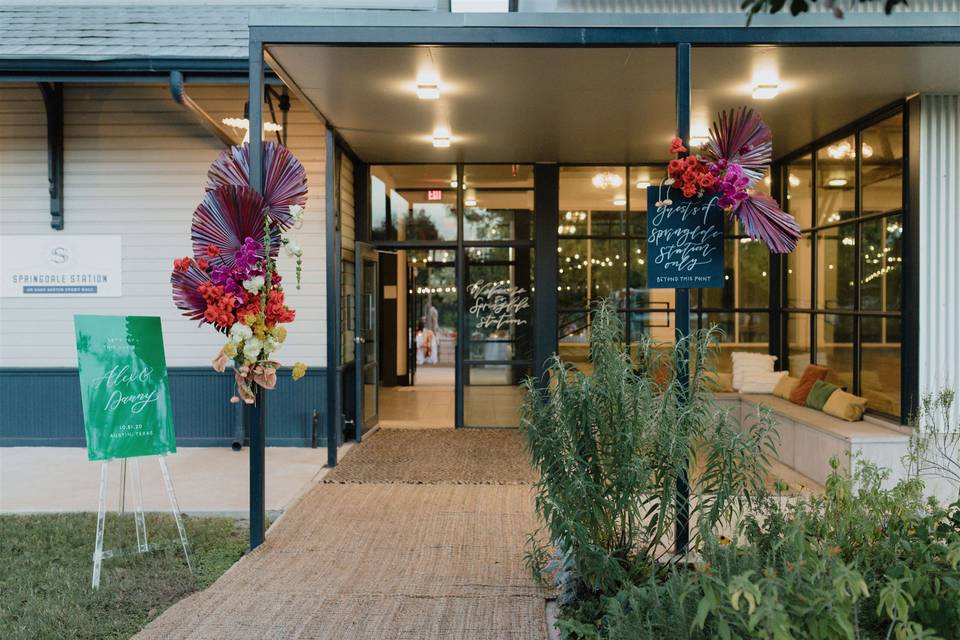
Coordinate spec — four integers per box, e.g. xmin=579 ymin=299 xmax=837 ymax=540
xmin=0 ymin=512 xmax=249 ymax=640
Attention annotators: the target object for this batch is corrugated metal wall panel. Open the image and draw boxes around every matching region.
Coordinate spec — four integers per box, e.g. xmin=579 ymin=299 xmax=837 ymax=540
xmin=0 ymin=84 xmax=327 ymax=368
xmin=919 ymin=94 xmax=960 ymax=425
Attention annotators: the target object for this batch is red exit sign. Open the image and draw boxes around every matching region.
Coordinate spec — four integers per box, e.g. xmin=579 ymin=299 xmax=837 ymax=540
xmin=426 ymin=189 xmax=443 ymax=201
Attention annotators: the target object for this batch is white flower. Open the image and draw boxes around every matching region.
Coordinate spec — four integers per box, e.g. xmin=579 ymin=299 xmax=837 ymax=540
xmin=243 ymin=276 xmax=265 ymax=294
xmin=284 ymin=239 xmax=303 ymax=258
xmin=230 ymin=323 xmax=253 ymax=343
xmin=243 ymin=337 xmax=263 ymax=362
xmin=289 ymin=204 xmax=304 ymax=222
xmin=264 ymin=335 xmax=281 ymax=354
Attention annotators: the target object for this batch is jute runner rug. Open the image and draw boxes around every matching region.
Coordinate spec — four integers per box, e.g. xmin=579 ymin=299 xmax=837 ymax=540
xmin=323 ymin=428 xmax=537 ymax=485
xmin=137 ymin=430 xmax=547 ymax=640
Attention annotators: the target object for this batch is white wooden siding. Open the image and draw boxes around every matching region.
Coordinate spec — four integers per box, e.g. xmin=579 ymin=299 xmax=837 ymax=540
xmin=919 ymin=94 xmax=960 ymax=425
xmin=340 ymin=152 xmax=356 ymax=363
xmin=0 ymin=84 xmax=326 ymax=368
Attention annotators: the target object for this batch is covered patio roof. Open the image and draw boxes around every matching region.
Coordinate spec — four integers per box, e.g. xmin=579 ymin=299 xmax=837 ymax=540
xmin=252 ymin=10 xmax=960 ymax=163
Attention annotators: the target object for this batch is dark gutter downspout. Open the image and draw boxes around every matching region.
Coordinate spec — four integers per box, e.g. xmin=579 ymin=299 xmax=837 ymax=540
xmin=169 ymin=71 xmax=238 ymax=146
xmin=38 ymin=82 xmax=64 ymax=230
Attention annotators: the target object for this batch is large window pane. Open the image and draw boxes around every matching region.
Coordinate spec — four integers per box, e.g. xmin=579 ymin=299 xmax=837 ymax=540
xmin=862 ymin=114 xmax=903 ymax=216
xmin=817 ymin=138 xmax=856 ymax=226
xmin=818 ymin=313 xmax=854 ymax=391
xmin=861 ymin=317 xmax=901 ymax=417
xmin=785 ymin=155 xmax=813 ymax=229
xmin=786 ymin=312 xmax=811 ymax=377
xmin=370 ymin=164 xmax=457 ymax=241
xmin=860 ymin=215 xmax=903 ymax=312
xmin=560 ymin=166 xmax=626 ymax=236
xmin=558 ymin=238 xmax=627 ymax=309
xmin=787 ymin=234 xmax=813 ymax=308
xmin=737 ymin=239 xmax=770 ymax=308
xmin=627 ymin=165 xmax=665 ymax=236
xmin=463 ymin=164 xmax=534 ymax=241
xmin=817 ymin=224 xmax=857 ymax=310
xmin=464 ymin=363 xmax=530 ymax=427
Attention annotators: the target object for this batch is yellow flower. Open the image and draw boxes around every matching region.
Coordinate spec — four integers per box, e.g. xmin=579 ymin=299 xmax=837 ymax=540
xmin=273 ymin=326 xmax=288 ymax=343
xmin=718 ymin=535 xmax=732 ymax=546
xmin=292 ymin=362 xmax=307 ymax=381
xmin=243 ymin=313 xmax=257 ymax=326
xmin=222 ymin=342 xmax=238 ymax=358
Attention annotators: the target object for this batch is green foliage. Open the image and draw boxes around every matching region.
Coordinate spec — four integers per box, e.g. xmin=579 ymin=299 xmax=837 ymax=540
xmin=521 ymin=300 xmax=777 ymax=596
xmin=0 ymin=512 xmax=248 ymax=640
xmin=568 ymin=462 xmax=960 ymax=640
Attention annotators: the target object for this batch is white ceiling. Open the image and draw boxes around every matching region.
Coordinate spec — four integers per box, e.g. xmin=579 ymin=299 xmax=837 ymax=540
xmin=268 ymin=44 xmax=960 ymax=164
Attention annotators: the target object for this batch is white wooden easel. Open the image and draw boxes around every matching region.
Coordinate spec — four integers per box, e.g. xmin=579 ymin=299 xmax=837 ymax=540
xmin=92 ymin=455 xmax=192 ymax=589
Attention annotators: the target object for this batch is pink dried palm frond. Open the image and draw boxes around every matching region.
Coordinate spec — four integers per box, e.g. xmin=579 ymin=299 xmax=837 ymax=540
xmin=171 ymin=262 xmax=211 ymax=323
xmin=206 ymin=142 xmax=307 ymax=230
xmin=734 ymin=193 xmax=801 ymax=254
xmin=191 ymin=185 xmax=279 ymax=266
xmin=704 ymin=107 xmax=773 ymax=187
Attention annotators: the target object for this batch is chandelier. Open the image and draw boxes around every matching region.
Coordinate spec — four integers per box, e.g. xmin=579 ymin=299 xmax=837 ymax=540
xmin=826 ymin=140 xmax=874 ymax=160
xmin=591 ymin=171 xmax=623 ymax=189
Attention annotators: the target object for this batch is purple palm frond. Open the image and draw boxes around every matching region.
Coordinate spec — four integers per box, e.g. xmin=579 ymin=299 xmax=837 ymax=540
xmin=171 ymin=262 xmax=211 ymax=323
xmin=206 ymin=142 xmax=308 ymax=229
xmin=734 ymin=193 xmax=802 ymax=254
xmin=191 ymin=185 xmax=279 ymax=267
xmin=704 ymin=107 xmax=773 ymax=187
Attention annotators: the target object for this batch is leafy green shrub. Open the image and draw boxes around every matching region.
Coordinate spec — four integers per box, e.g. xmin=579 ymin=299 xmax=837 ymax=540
xmin=521 ymin=300 xmax=777 ymax=596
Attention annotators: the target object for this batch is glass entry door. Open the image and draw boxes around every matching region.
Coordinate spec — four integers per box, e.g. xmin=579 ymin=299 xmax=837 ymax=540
xmin=354 ymin=242 xmax=379 ymax=439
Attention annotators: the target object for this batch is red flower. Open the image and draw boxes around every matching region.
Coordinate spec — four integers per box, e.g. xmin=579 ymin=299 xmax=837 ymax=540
xmin=173 ymin=257 xmax=192 ymax=272
xmin=670 ymin=137 xmax=687 ymax=155
xmin=196 ymin=257 xmax=209 ymax=271
xmin=206 ymin=245 xmax=220 ymax=257
xmin=685 ymin=156 xmax=699 ymax=168
xmin=682 ymin=185 xmax=697 ymax=198
xmin=698 ymin=173 xmax=716 ymax=189
xmin=668 ymin=159 xmax=685 ymax=178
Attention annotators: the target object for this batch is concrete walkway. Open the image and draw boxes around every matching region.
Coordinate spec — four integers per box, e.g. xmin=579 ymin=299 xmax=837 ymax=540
xmin=0 ymin=446 xmax=348 ymax=516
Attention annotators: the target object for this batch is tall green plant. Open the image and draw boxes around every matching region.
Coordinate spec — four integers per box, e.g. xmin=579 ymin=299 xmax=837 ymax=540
xmin=521 ymin=300 xmax=777 ymax=595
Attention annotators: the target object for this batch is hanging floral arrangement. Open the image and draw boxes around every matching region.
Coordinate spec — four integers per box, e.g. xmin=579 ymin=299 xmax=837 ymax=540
xmin=171 ymin=142 xmax=309 ymax=403
xmin=662 ymin=107 xmax=801 ymax=253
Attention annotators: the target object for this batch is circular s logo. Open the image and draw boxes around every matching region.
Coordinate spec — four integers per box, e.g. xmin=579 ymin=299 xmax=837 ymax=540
xmin=49 ymin=245 xmax=70 ymax=265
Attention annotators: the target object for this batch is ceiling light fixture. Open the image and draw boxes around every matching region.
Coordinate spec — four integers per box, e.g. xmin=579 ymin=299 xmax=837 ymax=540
xmin=788 ymin=173 xmax=801 ymax=187
xmin=416 ymin=82 xmax=440 ymax=100
xmin=828 ymin=178 xmax=848 ymax=187
xmin=465 ymin=198 xmax=477 ymax=207
xmin=450 ymin=179 xmax=458 ymax=188
xmin=591 ymin=171 xmax=623 ymax=190
xmin=432 ymin=127 xmax=451 ymax=148
xmin=613 ymin=197 xmax=627 ymax=206
xmin=752 ymin=83 xmax=780 ymax=100
xmin=636 ymin=180 xmax=651 ymax=190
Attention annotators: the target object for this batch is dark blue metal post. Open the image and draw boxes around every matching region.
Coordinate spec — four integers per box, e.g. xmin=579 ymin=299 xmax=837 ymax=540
xmin=247 ymin=37 xmax=266 ymax=551
xmin=675 ymin=42 xmax=692 ymax=556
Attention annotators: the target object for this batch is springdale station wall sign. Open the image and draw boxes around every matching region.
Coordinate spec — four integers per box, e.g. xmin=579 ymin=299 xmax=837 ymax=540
xmin=1 ymin=235 xmax=121 ymax=297
xmin=646 ymin=187 xmax=725 ymax=289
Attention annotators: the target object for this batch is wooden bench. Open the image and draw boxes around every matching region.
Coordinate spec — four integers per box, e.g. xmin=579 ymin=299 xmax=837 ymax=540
xmin=713 ymin=393 xmax=910 ymax=487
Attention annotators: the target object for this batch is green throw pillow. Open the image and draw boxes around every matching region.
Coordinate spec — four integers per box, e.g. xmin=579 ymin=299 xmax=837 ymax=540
xmin=805 ymin=379 xmax=840 ymax=410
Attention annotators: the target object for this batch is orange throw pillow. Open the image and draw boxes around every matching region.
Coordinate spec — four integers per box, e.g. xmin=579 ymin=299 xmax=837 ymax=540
xmin=789 ymin=364 xmax=829 ymax=405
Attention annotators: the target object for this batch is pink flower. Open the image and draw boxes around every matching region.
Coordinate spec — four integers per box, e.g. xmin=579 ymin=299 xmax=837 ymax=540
xmin=253 ymin=366 xmax=277 ymax=390
xmin=212 ymin=349 xmax=231 ymax=373
xmin=670 ymin=137 xmax=687 ymax=154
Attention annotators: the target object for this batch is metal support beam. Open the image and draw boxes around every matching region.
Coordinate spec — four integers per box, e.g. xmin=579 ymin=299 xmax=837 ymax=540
xmin=533 ymin=163 xmax=559 ymax=383
xmin=169 ymin=71 xmax=238 ymax=147
xmin=674 ymin=42 xmax=692 ymax=557
xmin=326 ymin=126 xmax=342 ymax=466
xmin=38 ymin=82 xmax=64 ymax=230
xmin=902 ymin=95 xmax=922 ymax=424
xmin=246 ymin=41 xmax=266 ymax=551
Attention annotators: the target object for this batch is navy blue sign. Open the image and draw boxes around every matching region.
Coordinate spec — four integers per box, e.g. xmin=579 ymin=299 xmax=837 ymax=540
xmin=646 ymin=186 xmax=725 ymax=289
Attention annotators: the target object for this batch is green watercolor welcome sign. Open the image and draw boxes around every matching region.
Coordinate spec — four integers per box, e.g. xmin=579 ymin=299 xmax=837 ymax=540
xmin=74 ymin=315 xmax=176 ymax=461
